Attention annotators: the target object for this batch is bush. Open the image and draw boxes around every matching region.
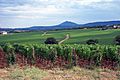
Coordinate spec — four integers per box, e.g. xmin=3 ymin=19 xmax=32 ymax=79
xmin=44 ymin=37 xmax=58 ymax=44
xmin=115 ymin=35 xmax=120 ymax=45
xmin=86 ymin=39 xmax=98 ymax=45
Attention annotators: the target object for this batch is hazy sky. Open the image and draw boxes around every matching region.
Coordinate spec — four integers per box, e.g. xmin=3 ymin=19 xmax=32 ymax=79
xmin=0 ymin=0 xmax=120 ymax=28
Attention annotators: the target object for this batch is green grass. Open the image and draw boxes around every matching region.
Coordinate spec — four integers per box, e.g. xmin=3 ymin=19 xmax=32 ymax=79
xmin=0 ymin=29 xmax=120 ymax=45
xmin=2 ymin=66 xmax=47 ymax=80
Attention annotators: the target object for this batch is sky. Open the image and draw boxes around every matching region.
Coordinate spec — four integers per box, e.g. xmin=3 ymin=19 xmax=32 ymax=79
xmin=0 ymin=0 xmax=120 ymax=28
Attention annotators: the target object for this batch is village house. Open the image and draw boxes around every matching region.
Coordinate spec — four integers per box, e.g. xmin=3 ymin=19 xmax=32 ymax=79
xmin=113 ymin=25 xmax=120 ymax=29
xmin=0 ymin=31 xmax=8 ymax=35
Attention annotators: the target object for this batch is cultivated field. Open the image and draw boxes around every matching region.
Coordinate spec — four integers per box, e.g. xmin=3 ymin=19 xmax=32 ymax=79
xmin=0 ymin=29 xmax=120 ymax=45
xmin=0 ymin=29 xmax=120 ymax=80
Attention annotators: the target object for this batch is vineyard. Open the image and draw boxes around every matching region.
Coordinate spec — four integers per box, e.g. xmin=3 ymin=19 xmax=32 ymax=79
xmin=0 ymin=43 xmax=120 ymax=70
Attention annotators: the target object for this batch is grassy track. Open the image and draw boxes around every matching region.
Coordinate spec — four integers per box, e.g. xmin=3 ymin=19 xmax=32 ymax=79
xmin=0 ymin=29 xmax=120 ymax=45
xmin=0 ymin=66 xmax=120 ymax=80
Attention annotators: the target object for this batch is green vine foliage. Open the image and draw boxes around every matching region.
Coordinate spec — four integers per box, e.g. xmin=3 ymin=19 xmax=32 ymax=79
xmin=1 ymin=43 xmax=120 ymax=67
xmin=2 ymin=43 xmax=15 ymax=65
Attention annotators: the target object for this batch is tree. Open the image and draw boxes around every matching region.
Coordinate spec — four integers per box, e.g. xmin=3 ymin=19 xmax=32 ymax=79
xmin=86 ymin=39 xmax=98 ymax=45
xmin=44 ymin=37 xmax=58 ymax=44
xmin=115 ymin=35 xmax=120 ymax=45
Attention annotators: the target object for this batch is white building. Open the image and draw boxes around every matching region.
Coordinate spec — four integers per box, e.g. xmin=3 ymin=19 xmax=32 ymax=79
xmin=113 ymin=25 xmax=120 ymax=29
xmin=0 ymin=31 xmax=8 ymax=35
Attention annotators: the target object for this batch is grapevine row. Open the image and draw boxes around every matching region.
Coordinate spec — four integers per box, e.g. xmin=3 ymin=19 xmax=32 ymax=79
xmin=0 ymin=43 xmax=120 ymax=70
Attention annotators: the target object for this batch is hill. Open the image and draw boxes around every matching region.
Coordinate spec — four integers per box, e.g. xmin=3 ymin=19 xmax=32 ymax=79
xmin=29 ymin=20 xmax=120 ymax=30
xmin=83 ymin=21 xmax=120 ymax=27
xmin=29 ymin=21 xmax=80 ymax=30
xmin=0 ymin=20 xmax=120 ymax=31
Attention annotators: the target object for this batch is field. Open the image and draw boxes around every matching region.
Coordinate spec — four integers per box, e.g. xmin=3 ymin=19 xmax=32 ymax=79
xmin=0 ymin=29 xmax=120 ymax=45
xmin=0 ymin=29 xmax=120 ymax=80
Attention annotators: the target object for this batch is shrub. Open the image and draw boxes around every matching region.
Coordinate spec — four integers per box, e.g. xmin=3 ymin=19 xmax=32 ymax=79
xmin=44 ymin=37 xmax=58 ymax=44
xmin=86 ymin=39 xmax=98 ymax=45
xmin=115 ymin=35 xmax=120 ymax=45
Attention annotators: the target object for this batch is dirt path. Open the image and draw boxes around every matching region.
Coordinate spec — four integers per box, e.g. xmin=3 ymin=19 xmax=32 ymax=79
xmin=42 ymin=68 xmax=120 ymax=80
xmin=59 ymin=34 xmax=70 ymax=44
xmin=0 ymin=69 xmax=9 ymax=78
xmin=42 ymin=32 xmax=52 ymax=36
xmin=0 ymin=67 xmax=120 ymax=80
xmin=42 ymin=32 xmax=47 ymax=36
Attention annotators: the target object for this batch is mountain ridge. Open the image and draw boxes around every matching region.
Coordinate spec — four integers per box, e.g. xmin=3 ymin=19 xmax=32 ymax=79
xmin=83 ymin=21 xmax=120 ymax=27
xmin=28 ymin=20 xmax=120 ymax=30
xmin=0 ymin=20 xmax=120 ymax=31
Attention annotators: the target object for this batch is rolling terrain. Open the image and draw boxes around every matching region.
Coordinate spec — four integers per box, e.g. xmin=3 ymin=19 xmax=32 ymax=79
xmin=0 ymin=29 xmax=120 ymax=45
xmin=0 ymin=20 xmax=120 ymax=31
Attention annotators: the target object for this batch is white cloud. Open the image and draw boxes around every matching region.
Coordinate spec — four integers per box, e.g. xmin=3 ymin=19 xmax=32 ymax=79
xmin=0 ymin=3 xmax=79 ymax=19
xmin=16 ymin=15 xmax=47 ymax=19
xmin=1 ymin=0 xmax=119 ymax=9
xmin=1 ymin=0 xmax=119 ymax=13
xmin=0 ymin=0 xmax=120 ymax=28
xmin=1 ymin=5 xmax=59 ymax=14
xmin=0 ymin=0 xmax=119 ymax=20
xmin=29 ymin=0 xmax=117 ymax=8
